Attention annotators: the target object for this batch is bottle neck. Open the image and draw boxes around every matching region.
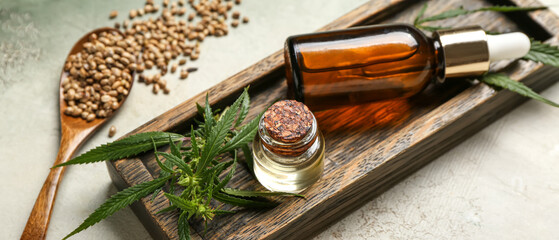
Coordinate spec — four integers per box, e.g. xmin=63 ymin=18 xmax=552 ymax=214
xmin=432 ymin=37 xmax=446 ymax=84
xmin=433 ymin=26 xmax=490 ymax=81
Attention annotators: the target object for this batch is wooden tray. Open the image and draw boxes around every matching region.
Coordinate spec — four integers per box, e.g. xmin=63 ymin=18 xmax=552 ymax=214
xmin=106 ymin=0 xmax=559 ymax=239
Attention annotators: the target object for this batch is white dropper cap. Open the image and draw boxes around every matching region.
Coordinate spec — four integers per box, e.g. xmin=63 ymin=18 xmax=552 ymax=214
xmin=435 ymin=26 xmax=531 ymax=79
xmin=487 ymin=32 xmax=531 ymax=62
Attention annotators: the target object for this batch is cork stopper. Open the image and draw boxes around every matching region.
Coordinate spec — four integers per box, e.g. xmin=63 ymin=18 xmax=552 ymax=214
xmin=263 ymin=100 xmax=313 ymax=143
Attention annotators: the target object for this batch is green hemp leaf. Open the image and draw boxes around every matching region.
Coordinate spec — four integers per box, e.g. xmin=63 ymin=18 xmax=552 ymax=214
xmin=413 ymin=4 xmax=559 ymax=108
xmin=62 ymin=175 xmax=172 ymax=239
xmin=414 ymin=4 xmax=546 ymax=31
xmin=480 ymin=73 xmax=559 ymax=107
xmin=523 ymin=39 xmax=559 ymax=67
xmin=62 ymin=87 xmax=304 ymax=240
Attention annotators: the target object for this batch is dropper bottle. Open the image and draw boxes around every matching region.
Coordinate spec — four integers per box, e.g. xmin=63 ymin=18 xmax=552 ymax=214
xmin=284 ymin=24 xmax=530 ymax=110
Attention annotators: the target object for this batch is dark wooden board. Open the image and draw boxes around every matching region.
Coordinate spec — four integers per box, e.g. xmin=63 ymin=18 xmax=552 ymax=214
xmin=106 ymin=0 xmax=559 ymax=239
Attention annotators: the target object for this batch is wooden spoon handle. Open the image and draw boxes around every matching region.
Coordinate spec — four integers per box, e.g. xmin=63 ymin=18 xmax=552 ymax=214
xmin=21 ymin=132 xmax=83 ymax=240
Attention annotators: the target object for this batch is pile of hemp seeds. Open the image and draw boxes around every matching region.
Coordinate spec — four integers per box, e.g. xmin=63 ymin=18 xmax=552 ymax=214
xmin=62 ymin=31 xmax=135 ymax=122
xmin=113 ymin=0 xmax=248 ymax=94
xmin=62 ymin=0 xmax=249 ymax=129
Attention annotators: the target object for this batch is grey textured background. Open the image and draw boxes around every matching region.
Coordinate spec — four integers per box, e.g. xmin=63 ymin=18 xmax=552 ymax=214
xmin=1 ymin=0 xmax=558 ymax=239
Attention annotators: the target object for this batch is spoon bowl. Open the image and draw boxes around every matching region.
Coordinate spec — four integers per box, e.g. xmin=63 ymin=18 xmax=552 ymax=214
xmin=59 ymin=27 xmax=134 ymax=129
xmin=21 ymin=27 xmax=134 ymax=240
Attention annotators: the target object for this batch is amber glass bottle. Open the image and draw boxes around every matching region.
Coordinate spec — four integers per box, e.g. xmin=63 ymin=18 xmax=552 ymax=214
xmin=284 ymin=24 xmax=530 ymax=110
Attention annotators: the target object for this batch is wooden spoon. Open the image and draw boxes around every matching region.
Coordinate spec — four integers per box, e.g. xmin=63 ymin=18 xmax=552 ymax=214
xmin=21 ymin=27 xmax=133 ymax=240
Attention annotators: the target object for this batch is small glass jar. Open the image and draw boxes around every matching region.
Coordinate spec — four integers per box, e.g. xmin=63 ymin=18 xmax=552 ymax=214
xmin=252 ymin=100 xmax=325 ymax=193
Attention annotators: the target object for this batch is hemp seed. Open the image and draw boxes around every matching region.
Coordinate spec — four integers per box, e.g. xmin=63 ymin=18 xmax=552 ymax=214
xmin=86 ymin=113 xmax=96 ymax=122
xmin=109 ymin=10 xmax=118 ymax=19
xmin=232 ymin=11 xmax=240 ymax=19
xmin=145 ymin=4 xmax=154 ymax=13
xmin=129 ymin=9 xmax=137 ymax=19
xmin=108 ymin=125 xmax=117 ymax=137
xmin=180 ymin=69 xmax=189 ymax=79
xmin=152 ymin=83 xmax=160 ymax=94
